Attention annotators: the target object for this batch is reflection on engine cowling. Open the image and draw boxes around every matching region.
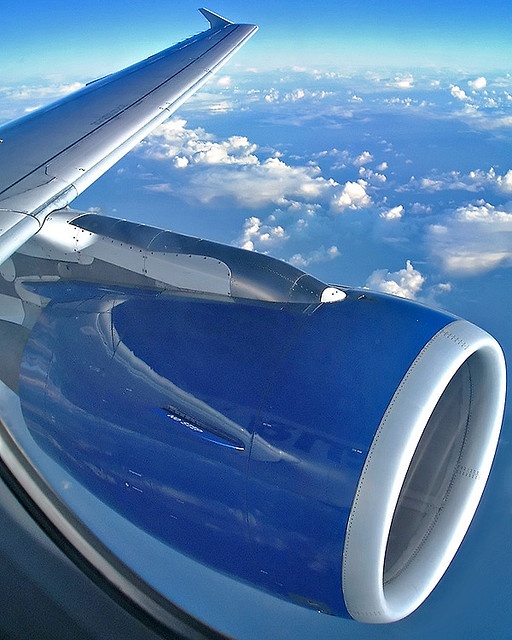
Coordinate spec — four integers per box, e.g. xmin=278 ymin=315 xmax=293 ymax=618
xmin=9 ymin=279 xmax=505 ymax=622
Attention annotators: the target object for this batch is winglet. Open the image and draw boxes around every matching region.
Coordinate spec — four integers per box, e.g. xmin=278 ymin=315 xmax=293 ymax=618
xmin=199 ymin=8 xmax=233 ymax=29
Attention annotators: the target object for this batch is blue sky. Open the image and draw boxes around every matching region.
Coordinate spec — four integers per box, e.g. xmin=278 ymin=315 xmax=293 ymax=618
xmin=2 ymin=2 xmax=512 ymax=639
xmin=3 ymin=0 xmax=512 ymax=81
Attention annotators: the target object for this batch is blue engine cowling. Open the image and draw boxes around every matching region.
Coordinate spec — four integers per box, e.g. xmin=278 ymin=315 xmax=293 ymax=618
xmin=18 ymin=280 xmax=505 ymax=623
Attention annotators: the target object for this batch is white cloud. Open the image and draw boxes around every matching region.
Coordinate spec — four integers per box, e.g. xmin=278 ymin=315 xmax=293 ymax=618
xmin=418 ymin=176 xmax=448 ymax=191
xmin=264 ymin=88 xmax=280 ymax=103
xmin=146 ymin=118 xmax=259 ymax=166
xmin=389 ymin=74 xmax=414 ymax=89
xmin=468 ymin=114 xmax=512 ymax=130
xmin=427 ymin=201 xmax=512 ymax=275
xmin=261 ymin=86 xmax=333 ymax=105
xmin=173 ymin=156 xmax=189 ymax=168
xmin=443 ymin=252 xmax=510 ymax=273
xmin=416 ymin=171 xmax=481 ymax=192
xmin=353 ymin=151 xmax=373 ymax=167
xmin=334 ymin=180 xmax=372 ymax=211
xmin=1 ymin=81 xmax=84 ymax=101
xmin=494 ymin=168 xmax=512 ymax=193
xmin=284 ymin=88 xmax=306 ymax=101
xmin=359 ymin=167 xmax=387 ymax=184
xmin=143 ymin=119 xmax=379 ymax=214
xmin=455 ymin=201 xmax=512 ymax=224
xmin=384 ymin=97 xmax=415 ymax=108
xmin=0 ymin=81 xmax=86 ymax=119
xmin=239 ymin=216 xmax=288 ymax=251
xmin=380 ymin=204 xmax=404 ymax=220
xmin=177 ymin=156 xmax=338 ymax=209
xmin=450 ymin=85 xmax=469 ymax=101
xmin=410 ymin=202 xmax=432 ymax=215
xmin=216 ymin=76 xmax=232 ymax=88
xmin=207 ymin=101 xmax=233 ymax=113
xmin=289 ymin=245 xmax=340 ymax=267
xmin=141 ymin=117 xmax=382 ymax=230
xmin=408 ymin=166 xmax=512 ymax=195
xmin=365 ymin=260 xmax=425 ymax=300
xmin=468 ymin=76 xmax=487 ymax=90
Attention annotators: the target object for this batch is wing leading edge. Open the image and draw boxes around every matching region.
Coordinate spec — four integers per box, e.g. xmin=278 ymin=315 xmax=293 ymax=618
xmin=0 ymin=9 xmax=257 ymax=266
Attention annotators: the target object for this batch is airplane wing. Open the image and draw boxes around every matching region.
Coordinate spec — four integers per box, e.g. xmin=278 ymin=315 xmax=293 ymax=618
xmin=0 ymin=8 xmax=257 ymax=265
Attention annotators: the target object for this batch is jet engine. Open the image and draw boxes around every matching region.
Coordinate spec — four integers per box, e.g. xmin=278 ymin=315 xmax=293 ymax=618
xmin=3 ymin=212 xmax=504 ymax=624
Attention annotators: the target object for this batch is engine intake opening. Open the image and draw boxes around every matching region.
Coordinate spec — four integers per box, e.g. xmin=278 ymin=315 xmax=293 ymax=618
xmin=342 ymin=320 xmax=505 ymax=623
xmin=383 ymin=357 xmax=472 ymax=584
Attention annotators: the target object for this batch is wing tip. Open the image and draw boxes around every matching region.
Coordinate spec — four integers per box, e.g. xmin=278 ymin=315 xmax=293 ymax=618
xmin=199 ymin=7 xmax=233 ymax=29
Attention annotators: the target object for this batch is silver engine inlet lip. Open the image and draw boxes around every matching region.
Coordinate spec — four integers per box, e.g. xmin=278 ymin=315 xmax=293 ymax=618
xmin=342 ymin=319 xmax=506 ymax=623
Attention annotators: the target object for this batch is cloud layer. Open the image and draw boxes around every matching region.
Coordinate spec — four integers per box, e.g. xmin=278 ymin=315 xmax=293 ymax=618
xmin=428 ymin=201 xmax=512 ymax=274
xmin=141 ymin=116 xmax=379 ymax=262
xmin=366 ymin=261 xmax=425 ymax=299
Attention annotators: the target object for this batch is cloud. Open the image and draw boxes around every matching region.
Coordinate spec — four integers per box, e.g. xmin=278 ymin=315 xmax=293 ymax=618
xmin=174 ymin=156 xmax=339 ymax=209
xmin=174 ymin=156 xmax=189 ymax=168
xmin=289 ymin=245 xmax=340 ymax=267
xmin=442 ymin=251 xmax=510 ymax=274
xmin=143 ymin=118 xmax=378 ymax=214
xmin=264 ymin=88 xmax=280 ymax=103
xmin=185 ymin=87 xmax=240 ymax=114
xmin=353 ymin=151 xmax=373 ymax=167
xmin=380 ymin=204 xmax=404 ymax=220
xmin=284 ymin=88 xmax=306 ymax=101
xmin=261 ymin=87 xmax=333 ymax=105
xmin=216 ymin=76 xmax=232 ymax=88
xmin=238 ymin=216 xmax=288 ymax=251
xmin=333 ymin=180 xmax=372 ymax=211
xmin=383 ymin=97 xmax=417 ymax=108
xmin=450 ymin=85 xmax=469 ymax=101
xmin=465 ymin=113 xmax=512 ymax=130
xmin=1 ymin=81 xmax=84 ymax=101
xmin=359 ymin=167 xmax=387 ymax=185
xmin=427 ymin=201 xmax=512 ymax=275
xmin=468 ymin=76 xmax=487 ymax=90
xmin=0 ymin=81 xmax=85 ymax=119
xmin=414 ymin=172 xmax=480 ymax=192
xmin=388 ymin=74 xmax=415 ymax=89
xmin=365 ymin=260 xmax=425 ymax=300
xmin=491 ymin=168 xmax=512 ymax=193
xmin=207 ymin=101 xmax=233 ymax=113
xmin=456 ymin=201 xmax=512 ymax=224
xmin=409 ymin=202 xmax=432 ymax=214
xmin=408 ymin=167 xmax=512 ymax=195
xmin=146 ymin=118 xmax=258 ymax=166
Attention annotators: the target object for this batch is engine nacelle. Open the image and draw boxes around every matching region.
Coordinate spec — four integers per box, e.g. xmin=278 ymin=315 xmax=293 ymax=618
xmin=17 ymin=277 xmax=505 ymax=622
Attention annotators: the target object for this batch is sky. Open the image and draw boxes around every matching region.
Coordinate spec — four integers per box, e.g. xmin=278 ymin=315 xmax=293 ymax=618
xmin=3 ymin=0 xmax=512 ymax=80
xmin=2 ymin=1 xmax=512 ymax=639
